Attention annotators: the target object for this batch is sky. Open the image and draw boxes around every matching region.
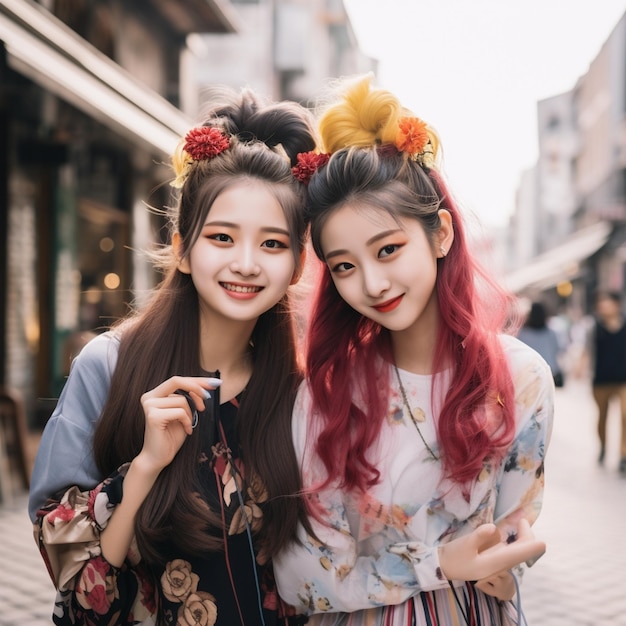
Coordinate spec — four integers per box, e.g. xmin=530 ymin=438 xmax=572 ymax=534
xmin=342 ymin=0 xmax=626 ymax=230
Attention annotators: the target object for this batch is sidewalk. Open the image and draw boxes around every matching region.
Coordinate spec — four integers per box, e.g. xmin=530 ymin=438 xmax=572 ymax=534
xmin=521 ymin=378 xmax=626 ymax=625
xmin=0 ymin=492 xmax=54 ymax=625
xmin=0 ymin=378 xmax=625 ymax=625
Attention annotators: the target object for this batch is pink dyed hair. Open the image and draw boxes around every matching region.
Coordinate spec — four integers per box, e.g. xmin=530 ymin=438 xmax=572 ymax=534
xmin=304 ymin=151 xmax=517 ymax=492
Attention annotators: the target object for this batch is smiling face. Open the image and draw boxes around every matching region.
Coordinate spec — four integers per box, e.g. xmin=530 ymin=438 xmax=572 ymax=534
xmin=178 ymin=179 xmax=297 ymax=324
xmin=320 ymin=202 xmax=451 ymax=338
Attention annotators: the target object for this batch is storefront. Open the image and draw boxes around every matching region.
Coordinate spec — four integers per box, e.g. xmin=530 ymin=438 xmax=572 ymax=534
xmin=0 ymin=0 xmax=236 ymax=427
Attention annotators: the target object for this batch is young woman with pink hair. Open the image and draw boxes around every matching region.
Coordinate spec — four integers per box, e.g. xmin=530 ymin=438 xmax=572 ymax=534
xmin=274 ymin=75 xmax=553 ymax=625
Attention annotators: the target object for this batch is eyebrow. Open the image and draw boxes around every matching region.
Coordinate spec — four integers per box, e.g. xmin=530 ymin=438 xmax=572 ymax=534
xmin=205 ymin=221 xmax=290 ymax=236
xmin=325 ymin=229 xmax=402 ymax=260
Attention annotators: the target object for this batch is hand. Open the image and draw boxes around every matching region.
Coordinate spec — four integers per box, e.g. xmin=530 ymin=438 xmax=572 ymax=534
xmin=138 ymin=376 xmax=221 ymax=473
xmin=438 ymin=518 xmax=545 ymax=582
xmin=475 ymin=570 xmax=516 ymax=601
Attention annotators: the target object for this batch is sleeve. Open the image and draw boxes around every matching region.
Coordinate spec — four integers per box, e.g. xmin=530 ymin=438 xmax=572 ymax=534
xmin=28 ymin=333 xmax=119 ymax=522
xmin=493 ymin=338 xmax=555 ymax=536
xmin=273 ymin=383 xmax=448 ymax=615
xmin=34 ymin=465 xmax=156 ymax=624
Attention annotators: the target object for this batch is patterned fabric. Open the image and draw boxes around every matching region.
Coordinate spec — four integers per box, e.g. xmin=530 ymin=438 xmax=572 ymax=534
xmin=274 ymin=335 xmax=554 ymax=625
xmin=304 ymin=583 xmax=520 ymax=626
xmin=33 ymin=398 xmax=300 ymax=626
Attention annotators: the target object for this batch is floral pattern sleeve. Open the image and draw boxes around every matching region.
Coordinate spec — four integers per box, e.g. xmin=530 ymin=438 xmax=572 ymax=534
xmin=493 ymin=339 xmax=555 ymax=536
xmin=273 ymin=384 xmax=449 ymax=615
xmin=274 ymin=337 xmax=555 ymax=618
xmin=275 ymin=492 xmax=448 ymax=614
xmin=34 ymin=464 xmax=157 ymax=625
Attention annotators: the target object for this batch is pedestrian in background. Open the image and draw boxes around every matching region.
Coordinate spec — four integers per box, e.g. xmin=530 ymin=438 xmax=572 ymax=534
xmin=274 ymin=74 xmax=552 ymax=626
xmin=517 ymin=301 xmax=564 ymax=388
xmin=28 ymin=88 xmax=317 ymax=625
xmin=590 ymin=290 xmax=626 ymax=471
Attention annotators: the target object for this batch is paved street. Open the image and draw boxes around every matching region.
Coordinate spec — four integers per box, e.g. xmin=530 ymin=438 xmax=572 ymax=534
xmin=0 ymin=378 xmax=624 ymax=625
xmin=521 ymin=378 xmax=626 ymax=625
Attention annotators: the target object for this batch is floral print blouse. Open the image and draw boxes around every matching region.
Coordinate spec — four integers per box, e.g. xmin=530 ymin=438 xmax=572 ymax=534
xmin=30 ymin=335 xmax=300 ymax=626
xmin=273 ymin=335 xmax=554 ymax=625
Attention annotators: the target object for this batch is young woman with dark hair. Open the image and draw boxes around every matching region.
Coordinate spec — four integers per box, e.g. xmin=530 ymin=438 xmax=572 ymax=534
xmin=274 ymin=75 xmax=553 ymax=625
xmin=29 ymin=87 xmax=317 ymax=626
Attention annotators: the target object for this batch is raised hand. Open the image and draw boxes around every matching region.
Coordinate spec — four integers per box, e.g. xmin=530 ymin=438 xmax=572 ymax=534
xmin=138 ymin=376 xmax=222 ymax=472
xmin=438 ymin=518 xmax=545 ymax=582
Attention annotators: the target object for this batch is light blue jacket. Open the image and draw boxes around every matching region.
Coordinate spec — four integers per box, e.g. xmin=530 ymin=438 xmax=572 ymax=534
xmin=28 ymin=332 xmax=119 ymax=522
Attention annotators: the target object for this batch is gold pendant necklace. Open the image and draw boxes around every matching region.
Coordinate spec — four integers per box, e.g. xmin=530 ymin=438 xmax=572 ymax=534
xmin=393 ymin=364 xmax=439 ymax=461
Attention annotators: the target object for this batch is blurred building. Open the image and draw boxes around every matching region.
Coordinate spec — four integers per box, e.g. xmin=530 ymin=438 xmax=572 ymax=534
xmin=181 ymin=0 xmax=375 ymax=119
xmin=508 ymin=166 xmax=539 ymax=267
xmin=505 ymin=10 xmax=626 ymax=316
xmin=0 ymin=0 xmax=238 ymax=427
xmin=0 ymin=0 xmax=371 ymax=431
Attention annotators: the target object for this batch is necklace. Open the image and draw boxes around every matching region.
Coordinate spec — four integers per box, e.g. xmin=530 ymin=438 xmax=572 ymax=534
xmin=393 ymin=364 xmax=439 ymax=461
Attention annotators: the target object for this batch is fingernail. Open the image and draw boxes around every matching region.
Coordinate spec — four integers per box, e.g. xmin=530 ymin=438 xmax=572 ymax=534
xmin=206 ymin=377 xmax=222 ymax=386
xmin=202 ymin=388 xmax=212 ymax=400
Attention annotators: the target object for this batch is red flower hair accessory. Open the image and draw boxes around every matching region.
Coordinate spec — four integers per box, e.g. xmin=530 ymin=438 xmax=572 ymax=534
xmin=183 ymin=126 xmax=230 ymax=161
xmin=291 ymin=151 xmax=330 ymax=185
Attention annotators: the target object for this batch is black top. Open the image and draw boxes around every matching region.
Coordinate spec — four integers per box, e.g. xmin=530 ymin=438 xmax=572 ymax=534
xmin=156 ymin=397 xmax=281 ymax=626
xmin=593 ymin=318 xmax=626 ymax=384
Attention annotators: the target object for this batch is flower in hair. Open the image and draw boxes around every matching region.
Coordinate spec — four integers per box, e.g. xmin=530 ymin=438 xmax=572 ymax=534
xmin=291 ymin=151 xmax=330 ymax=185
xmin=183 ymin=126 xmax=230 ymax=161
xmin=395 ymin=117 xmax=429 ymax=156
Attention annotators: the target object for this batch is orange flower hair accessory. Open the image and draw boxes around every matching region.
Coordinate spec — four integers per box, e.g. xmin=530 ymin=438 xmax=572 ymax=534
xmin=291 ymin=151 xmax=330 ymax=185
xmin=395 ymin=117 xmax=435 ymax=167
xmin=184 ymin=126 xmax=230 ymax=160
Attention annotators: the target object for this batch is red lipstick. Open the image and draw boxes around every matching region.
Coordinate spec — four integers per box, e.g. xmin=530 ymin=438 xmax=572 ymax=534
xmin=373 ymin=295 xmax=403 ymax=313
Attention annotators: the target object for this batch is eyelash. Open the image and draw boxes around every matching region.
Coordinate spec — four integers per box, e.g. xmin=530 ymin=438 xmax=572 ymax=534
xmin=331 ymin=261 xmax=354 ymax=273
xmin=379 ymin=244 xmax=400 ymax=258
xmin=330 ymin=243 xmax=402 ymax=273
xmin=261 ymin=239 xmax=288 ymax=249
xmin=206 ymin=234 xmax=288 ymax=249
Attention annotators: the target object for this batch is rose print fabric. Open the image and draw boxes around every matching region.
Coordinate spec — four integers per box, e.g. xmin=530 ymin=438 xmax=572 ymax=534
xmin=274 ymin=335 xmax=554 ymax=625
xmin=34 ymin=398 xmax=300 ymax=626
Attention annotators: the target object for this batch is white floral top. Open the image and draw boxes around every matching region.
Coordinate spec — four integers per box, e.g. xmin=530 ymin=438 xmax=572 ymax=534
xmin=274 ymin=335 xmax=554 ymax=625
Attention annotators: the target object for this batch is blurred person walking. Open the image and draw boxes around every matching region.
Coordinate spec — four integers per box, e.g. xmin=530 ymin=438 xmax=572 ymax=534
xmin=517 ymin=301 xmax=564 ymax=388
xmin=590 ymin=291 xmax=626 ymax=471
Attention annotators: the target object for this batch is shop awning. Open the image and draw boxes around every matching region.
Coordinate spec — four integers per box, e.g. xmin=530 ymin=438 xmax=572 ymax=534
xmin=0 ymin=0 xmax=237 ymax=155
xmin=503 ymin=221 xmax=612 ymax=294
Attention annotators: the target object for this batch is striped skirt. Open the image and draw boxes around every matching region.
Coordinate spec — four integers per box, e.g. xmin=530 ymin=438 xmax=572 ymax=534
xmin=304 ymin=583 xmax=522 ymax=626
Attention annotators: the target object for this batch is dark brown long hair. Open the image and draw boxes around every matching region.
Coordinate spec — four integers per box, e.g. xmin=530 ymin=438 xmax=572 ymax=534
xmin=92 ymin=89 xmax=316 ymax=566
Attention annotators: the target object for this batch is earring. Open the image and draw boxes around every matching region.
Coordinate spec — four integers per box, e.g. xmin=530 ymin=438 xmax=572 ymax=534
xmin=440 ymin=245 xmax=447 ymax=257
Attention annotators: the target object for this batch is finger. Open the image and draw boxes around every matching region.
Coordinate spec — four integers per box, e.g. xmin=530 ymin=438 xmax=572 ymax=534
xmin=149 ymin=406 xmax=195 ymax=435
xmin=144 ymin=395 xmax=197 ymax=429
xmin=144 ymin=396 xmax=197 ymax=409
xmin=525 ymin=550 xmax=545 ymax=568
xmin=473 ymin=524 xmax=501 ymax=552
xmin=511 ymin=519 xmax=544 ymax=566
xmin=515 ymin=517 xmax=533 ymax=540
xmin=491 ymin=540 xmax=546 ymax=573
xmin=187 ymin=389 xmax=210 ymax=411
xmin=143 ymin=376 xmax=222 ymax=411
xmin=173 ymin=390 xmax=200 ymax=431
xmin=474 ymin=579 xmax=493 ymax=592
xmin=475 ymin=572 xmax=516 ymax=601
xmin=182 ymin=377 xmax=223 ymax=411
